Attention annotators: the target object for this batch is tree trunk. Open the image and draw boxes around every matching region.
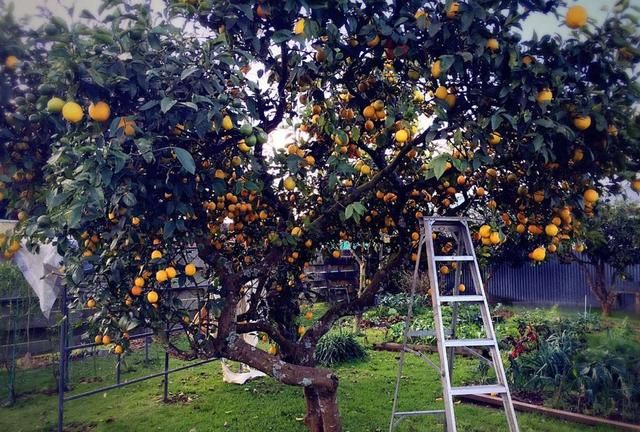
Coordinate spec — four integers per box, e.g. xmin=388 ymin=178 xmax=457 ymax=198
xmin=601 ymin=301 xmax=612 ymax=317
xmin=303 ymin=386 xmax=342 ymax=432
xmin=580 ymin=259 xmax=616 ymax=317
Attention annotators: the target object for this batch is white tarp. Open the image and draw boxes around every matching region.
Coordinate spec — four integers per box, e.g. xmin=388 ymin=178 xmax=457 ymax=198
xmin=1 ymin=220 xmax=63 ymax=318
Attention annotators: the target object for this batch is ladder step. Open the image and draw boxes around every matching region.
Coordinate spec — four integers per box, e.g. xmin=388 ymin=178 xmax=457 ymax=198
xmin=439 ymin=295 xmax=484 ymax=303
xmin=407 ymin=329 xmax=451 ymax=338
xmin=434 ymin=255 xmax=474 ymax=261
xmin=393 ymin=410 xmax=446 ymax=418
xmin=444 ymin=338 xmax=495 ymax=348
xmin=450 ymin=384 xmax=506 ymax=396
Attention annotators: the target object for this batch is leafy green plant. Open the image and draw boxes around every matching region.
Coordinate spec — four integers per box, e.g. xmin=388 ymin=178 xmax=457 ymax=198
xmin=573 ymin=322 xmax=640 ymax=422
xmin=314 ymin=333 xmax=367 ymax=367
xmin=0 ymin=262 xmax=31 ymax=297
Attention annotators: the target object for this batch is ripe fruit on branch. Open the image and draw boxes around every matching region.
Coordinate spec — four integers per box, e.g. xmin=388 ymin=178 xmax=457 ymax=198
xmin=565 ymin=5 xmax=587 ymax=29
xmin=88 ymin=101 xmax=111 ymax=122
xmin=62 ymin=101 xmax=84 ymax=123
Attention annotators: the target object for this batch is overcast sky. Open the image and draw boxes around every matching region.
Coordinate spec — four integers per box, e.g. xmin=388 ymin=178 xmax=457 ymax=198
xmin=6 ymin=0 xmax=627 ymax=37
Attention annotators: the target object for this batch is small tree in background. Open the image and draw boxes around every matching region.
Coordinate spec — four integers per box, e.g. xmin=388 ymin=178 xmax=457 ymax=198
xmin=575 ymin=203 xmax=640 ymax=316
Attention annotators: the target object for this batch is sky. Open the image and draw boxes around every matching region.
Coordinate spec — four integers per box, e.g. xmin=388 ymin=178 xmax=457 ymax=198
xmin=5 ymin=0 xmax=627 ymax=35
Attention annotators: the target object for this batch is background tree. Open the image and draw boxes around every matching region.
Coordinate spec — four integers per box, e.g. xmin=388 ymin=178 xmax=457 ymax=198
xmin=573 ymin=202 xmax=640 ymax=316
xmin=1 ymin=0 xmax=640 ymax=430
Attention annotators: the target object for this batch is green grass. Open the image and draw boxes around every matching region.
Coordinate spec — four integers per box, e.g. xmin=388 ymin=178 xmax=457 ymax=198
xmin=0 ymin=336 xmax=613 ymax=432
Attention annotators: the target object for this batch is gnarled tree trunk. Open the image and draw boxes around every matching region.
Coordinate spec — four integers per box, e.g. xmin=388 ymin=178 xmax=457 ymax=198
xmin=303 ymin=385 xmax=342 ymax=432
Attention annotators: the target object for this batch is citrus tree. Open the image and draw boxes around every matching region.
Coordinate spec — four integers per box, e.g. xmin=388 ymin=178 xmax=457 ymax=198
xmin=1 ymin=0 xmax=640 ymax=430
xmin=572 ymin=202 xmax=640 ymax=315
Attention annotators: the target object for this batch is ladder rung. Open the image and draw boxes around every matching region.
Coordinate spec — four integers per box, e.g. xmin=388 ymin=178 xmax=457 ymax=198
xmin=450 ymin=384 xmax=506 ymax=396
xmin=434 ymin=255 xmax=474 ymax=261
xmin=393 ymin=409 xmax=445 ymax=418
xmin=439 ymin=295 xmax=484 ymax=303
xmin=407 ymin=329 xmax=452 ymax=338
xmin=444 ymin=338 xmax=495 ymax=348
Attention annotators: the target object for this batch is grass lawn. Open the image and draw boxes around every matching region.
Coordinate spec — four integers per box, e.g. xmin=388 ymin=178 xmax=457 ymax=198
xmin=1 ymin=319 xmax=620 ymax=432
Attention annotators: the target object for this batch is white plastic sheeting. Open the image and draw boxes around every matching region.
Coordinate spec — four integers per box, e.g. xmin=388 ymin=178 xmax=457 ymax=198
xmin=1 ymin=220 xmax=63 ymax=318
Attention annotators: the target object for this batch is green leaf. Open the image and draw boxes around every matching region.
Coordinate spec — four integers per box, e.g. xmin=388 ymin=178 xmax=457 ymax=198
xmin=173 ymin=147 xmax=195 ymax=174
xmin=160 ymin=97 xmax=176 ymax=113
xmin=180 ymin=66 xmax=199 ymax=81
xmin=345 ymin=204 xmax=354 ymax=220
xmin=139 ymin=100 xmax=159 ymax=111
xmin=431 ymin=155 xmax=449 ymax=179
xmin=439 ymin=55 xmax=455 ymax=72
xmin=272 ymin=30 xmax=292 ymax=44
xmin=135 ymin=138 xmax=154 ymax=163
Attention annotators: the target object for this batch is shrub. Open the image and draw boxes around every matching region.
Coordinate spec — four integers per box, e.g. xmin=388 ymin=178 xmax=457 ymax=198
xmin=314 ymin=332 xmax=367 ymax=366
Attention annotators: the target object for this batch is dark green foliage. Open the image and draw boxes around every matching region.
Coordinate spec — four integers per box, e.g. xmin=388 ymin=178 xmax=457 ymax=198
xmin=507 ymin=312 xmax=639 ymax=423
xmin=314 ymin=332 xmax=367 ymax=366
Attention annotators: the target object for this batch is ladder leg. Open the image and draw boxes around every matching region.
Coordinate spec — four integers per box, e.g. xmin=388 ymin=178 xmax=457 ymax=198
xmin=424 ymin=219 xmax=457 ymax=432
xmin=389 ymin=235 xmax=425 ymax=432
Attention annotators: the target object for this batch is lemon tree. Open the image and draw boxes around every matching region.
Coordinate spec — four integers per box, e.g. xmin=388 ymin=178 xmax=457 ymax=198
xmin=1 ymin=0 xmax=640 ymax=430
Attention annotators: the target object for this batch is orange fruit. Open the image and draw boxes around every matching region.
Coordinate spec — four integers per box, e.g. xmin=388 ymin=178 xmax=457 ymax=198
xmin=565 ymin=5 xmax=587 ymax=29
xmin=530 ymin=247 xmax=546 ymax=262
xmin=88 ymin=101 xmax=111 ymax=122
xmin=583 ymin=189 xmax=598 ymax=203
xmin=118 ymin=118 xmax=136 ymax=136
xmin=486 ymin=38 xmax=500 ymax=52
xmin=434 ymin=86 xmax=448 ymax=100
xmin=147 ymin=290 xmax=159 ymax=303
xmin=184 ymin=263 xmax=197 ymax=276
xmin=573 ymin=116 xmax=591 ymax=130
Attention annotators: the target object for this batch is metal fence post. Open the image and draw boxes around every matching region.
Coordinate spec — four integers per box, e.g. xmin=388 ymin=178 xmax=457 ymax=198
xmin=115 ymin=354 xmax=121 ymax=385
xmin=57 ymin=284 xmax=68 ymax=432
xmin=163 ymin=350 xmax=169 ymax=402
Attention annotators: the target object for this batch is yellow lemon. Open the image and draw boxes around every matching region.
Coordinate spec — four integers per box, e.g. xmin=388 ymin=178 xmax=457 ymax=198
xmin=395 ymin=129 xmax=409 ymax=143
xmin=488 ymin=132 xmax=502 ymax=145
xmin=283 ymin=176 xmax=296 ymax=191
xmin=531 ymin=247 xmax=546 ymax=262
xmin=151 ymin=250 xmax=162 ymax=259
xmin=47 ymin=97 xmax=65 ymax=113
xmin=147 ymin=290 xmax=159 ymax=303
xmin=545 ymin=224 xmax=559 ymax=237
xmin=293 ymin=18 xmax=305 ymax=35
xmin=221 ymin=115 xmax=233 ymax=130
xmin=134 ymin=277 xmax=145 ymax=288
xmin=431 ymin=60 xmax=441 ymax=78
xmin=156 ymin=270 xmax=168 ymax=282
xmin=62 ymin=101 xmax=84 ymax=123
xmin=165 ymin=267 xmax=177 ymax=279
xmin=479 ymin=224 xmax=492 ymax=238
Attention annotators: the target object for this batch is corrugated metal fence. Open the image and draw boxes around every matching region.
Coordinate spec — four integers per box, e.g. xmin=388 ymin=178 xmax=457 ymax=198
xmin=486 ymin=258 xmax=640 ymax=311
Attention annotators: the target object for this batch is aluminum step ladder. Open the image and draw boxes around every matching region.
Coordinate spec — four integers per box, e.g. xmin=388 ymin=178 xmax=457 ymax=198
xmin=389 ymin=217 xmax=519 ymax=432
